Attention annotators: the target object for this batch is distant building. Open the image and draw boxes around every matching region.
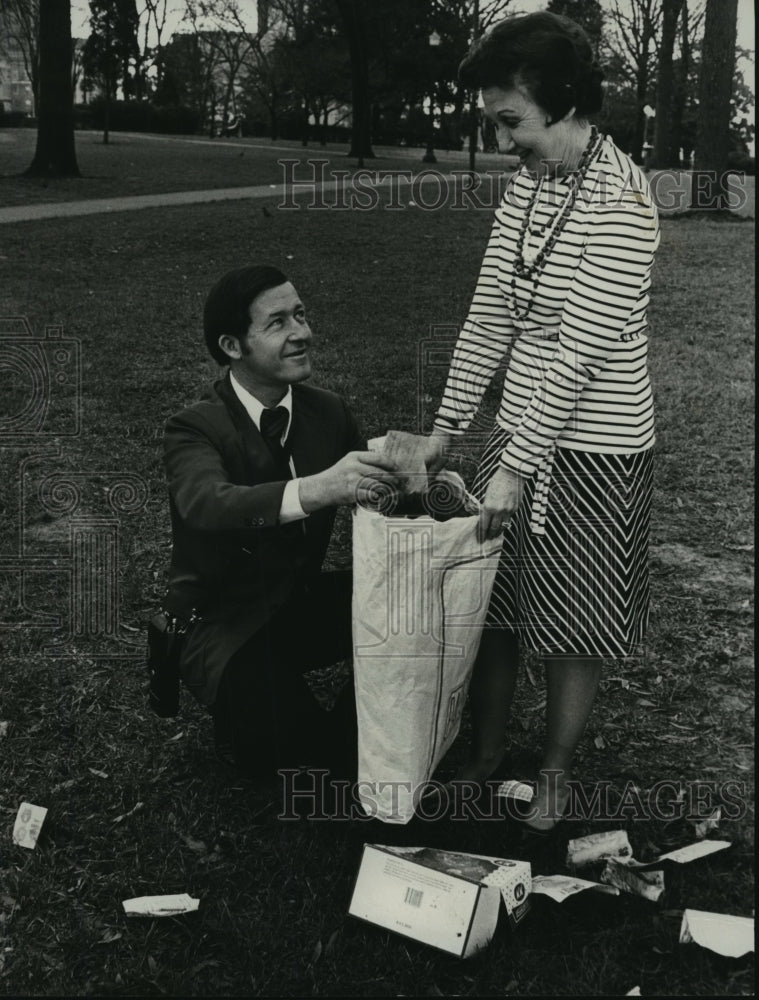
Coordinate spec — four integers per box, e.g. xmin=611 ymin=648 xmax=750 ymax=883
xmin=0 ymin=33 xmax=34 ymax=115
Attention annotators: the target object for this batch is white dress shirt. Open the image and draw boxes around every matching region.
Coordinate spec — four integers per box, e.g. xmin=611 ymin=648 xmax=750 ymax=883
xmin=230 ymin=373 xmax=308 ymax=523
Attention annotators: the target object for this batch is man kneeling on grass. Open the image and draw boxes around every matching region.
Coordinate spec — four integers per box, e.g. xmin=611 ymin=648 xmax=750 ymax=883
xmin=162 ymin=265 xmax=397 ymax=784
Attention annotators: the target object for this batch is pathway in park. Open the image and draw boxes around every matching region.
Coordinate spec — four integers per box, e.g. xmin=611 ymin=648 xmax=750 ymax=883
xmin=0 ymin=131 xmax=506 ymax=225
xmin=0 ymin=131 xmax=753 ymax=223
xmin=0 ymin=171 xmax=488 ymax=225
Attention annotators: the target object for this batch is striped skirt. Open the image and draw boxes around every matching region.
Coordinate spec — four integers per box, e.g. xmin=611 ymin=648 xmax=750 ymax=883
xmin=472 ymin=429 xmax=653 ymax=658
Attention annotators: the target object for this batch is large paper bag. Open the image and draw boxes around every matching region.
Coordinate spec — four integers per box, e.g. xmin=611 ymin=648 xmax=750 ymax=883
xmin=352 ymin=505 xmax=501 ymax=823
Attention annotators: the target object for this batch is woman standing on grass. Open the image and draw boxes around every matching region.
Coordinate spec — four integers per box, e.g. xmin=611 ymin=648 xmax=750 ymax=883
xmin=424 ymin=11 xmax=660 ymax=831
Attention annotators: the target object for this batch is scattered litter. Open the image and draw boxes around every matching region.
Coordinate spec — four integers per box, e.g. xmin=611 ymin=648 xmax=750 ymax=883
xmin=531 ymin=875 xmax=619 ymax=902
xmin=89 ymin=768 xmax=109 ymax=779
xmin=691 ymin=808 xmax=721 ymax=839
xmin=181 ymin=834 xmax=208 ymax=855
xmin=625 ymin=988 xmax=642 ymax=996
xmin=122 ymin=894 xmax=200 ymax=918
xmin=51 ymin=778 xmax=78 ymax=793
xmin=566 ymin=830 xmax=633 ymax=867
xmin=601 ymin=859 xmax=664 ymax=902
xmin=496 ymin=780 xmax=534 ymax=802
xmin=13 ymin=803 xmax=48 ymax=850
xmin=98 ymin=930 xmax=122 ymax=945
xmin=349 ymin=845 xmax=531 ymax=957
xmin=112 ymin=802 xmax=144 ymax=825
xmin=0 ymin=722 xmax=9 ymax=739
xmin=679 ymin=909 xmax=754 ymax=958
xmin=619 ymin=840 xmax=731 ymax=870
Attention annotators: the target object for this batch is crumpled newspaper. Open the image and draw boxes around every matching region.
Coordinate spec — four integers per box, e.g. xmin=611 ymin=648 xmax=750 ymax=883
xmin=566 ymin=830 xmax=633 ymax=867
xmin=531 ymin=874 xmax=619 ymax=902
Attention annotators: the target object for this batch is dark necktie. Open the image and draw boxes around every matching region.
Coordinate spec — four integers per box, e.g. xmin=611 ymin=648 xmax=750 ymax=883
xmin=260 ymin=405 xmax=291 ymax=477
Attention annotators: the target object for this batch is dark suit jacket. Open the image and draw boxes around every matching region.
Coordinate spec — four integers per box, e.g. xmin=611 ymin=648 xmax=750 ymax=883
xmin=163 ymin=374 xmax=364 ymax=706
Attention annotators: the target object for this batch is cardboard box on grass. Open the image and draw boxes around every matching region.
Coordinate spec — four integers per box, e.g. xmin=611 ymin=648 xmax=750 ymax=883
xmin=348 ymin=844 xmax=531 ymax=958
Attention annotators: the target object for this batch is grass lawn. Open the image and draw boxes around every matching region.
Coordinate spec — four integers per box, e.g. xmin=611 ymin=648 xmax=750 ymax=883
xmin=0 ymin=189 xmax=754 ymax=996
xmin=0 ymin=128 xmax=505 ymax=209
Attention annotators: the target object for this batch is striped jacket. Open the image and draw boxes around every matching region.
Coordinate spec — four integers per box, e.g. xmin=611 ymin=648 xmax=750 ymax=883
xmin=434 ymin=135 xmax=660 ymax=480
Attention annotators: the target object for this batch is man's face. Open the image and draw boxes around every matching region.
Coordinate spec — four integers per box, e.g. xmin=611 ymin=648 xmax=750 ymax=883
xmin=232 ymin=281 xmax=313 ymax=392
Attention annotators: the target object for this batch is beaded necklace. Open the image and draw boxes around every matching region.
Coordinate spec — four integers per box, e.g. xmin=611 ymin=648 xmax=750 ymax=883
xmin=509 ymin=126 xmax=603 ymax=320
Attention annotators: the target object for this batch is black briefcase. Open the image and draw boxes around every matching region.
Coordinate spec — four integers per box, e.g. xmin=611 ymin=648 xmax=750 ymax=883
xmin=146 ymin=611 xmax=185 ymax=718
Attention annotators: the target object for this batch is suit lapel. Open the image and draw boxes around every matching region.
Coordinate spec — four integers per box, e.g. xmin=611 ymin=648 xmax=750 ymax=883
xmin=215 ymin=373 xmax=278 ymax=485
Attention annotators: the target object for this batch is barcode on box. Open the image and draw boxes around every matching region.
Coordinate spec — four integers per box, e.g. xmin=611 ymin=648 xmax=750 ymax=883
xmin=404 ymin=887 xmax=423 ymax=908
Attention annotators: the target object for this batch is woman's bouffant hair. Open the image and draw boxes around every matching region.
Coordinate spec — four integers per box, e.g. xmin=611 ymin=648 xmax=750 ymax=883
xmin=459 ymin=11 xmax=604 ymax=121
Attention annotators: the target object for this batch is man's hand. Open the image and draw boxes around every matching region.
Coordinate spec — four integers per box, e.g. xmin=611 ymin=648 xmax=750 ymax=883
xmin=422 ymin=431 xmax=452 ymax=478
xmin=478 ymin=467 xmax=525 ymax=542
xmin=298 ymin=451 xmax=399 ymax=512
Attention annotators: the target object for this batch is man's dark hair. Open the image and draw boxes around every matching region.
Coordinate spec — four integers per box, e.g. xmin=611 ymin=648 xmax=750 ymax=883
xmin=459 ymin=11 xmax=604 ymax=122
xmin=203 ymin=265 xmax=289 ymax=365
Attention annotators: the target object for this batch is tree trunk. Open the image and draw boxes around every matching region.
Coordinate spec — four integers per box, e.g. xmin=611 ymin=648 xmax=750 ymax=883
xmin=269 ymin=104 xmax=279 ymax=142
xmin=301 ymin=99 xmax=309 ymax=146
xmin=335 ymin=0 xmax=374 ymax=164
xmin=25 ymin=0 xmax=80 ymax=177
xmin=669 ymin=0 xmax=690 ymax=165
xmin=691 ymin=0 xmax=739 ymax=210
xmin=650 ymin=0 xmax=683 ymax=168
xmin=320 ymin=106 xmax=328 ymax=146
xmin=631 ymin=16 xmax=653 ymax=165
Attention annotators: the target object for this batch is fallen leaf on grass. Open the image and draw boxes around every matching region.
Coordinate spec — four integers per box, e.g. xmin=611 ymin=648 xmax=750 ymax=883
xmin=310 ymin=939 xmax=322 ymax=964
xmin=594 ymin=735 xmax=606 ymax=749
xmin=0 ymin=722 xmax=9 ymax=739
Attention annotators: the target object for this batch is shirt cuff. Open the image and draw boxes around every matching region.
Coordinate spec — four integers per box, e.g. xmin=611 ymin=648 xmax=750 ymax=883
xmin=279 ymin=479 xmax=309 ymax=523
xmin=432 ymin=414 xmax=465 ymax=436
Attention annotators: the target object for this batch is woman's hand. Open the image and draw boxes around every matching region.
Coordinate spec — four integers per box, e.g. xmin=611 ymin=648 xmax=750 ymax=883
xmin=479 ymin=467 xmax=525 ymax=542
xmin=422 ymin=431 xmax=452 ymax=478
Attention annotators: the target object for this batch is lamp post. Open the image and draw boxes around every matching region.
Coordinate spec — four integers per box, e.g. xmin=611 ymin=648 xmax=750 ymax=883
xmin=422 ymin=29 xmax=441 ymax=164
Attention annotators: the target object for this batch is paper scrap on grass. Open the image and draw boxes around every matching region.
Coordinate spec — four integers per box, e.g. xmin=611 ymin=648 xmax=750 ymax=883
xmin=601 ymin=859 xmax=664 ymax=902
xmin=122 ymin=894 xmax=199 ymax=918
xmin=618 ymin=840 xmax=731 ymax=870
xmin=496 ymin=780 xmax=534 ymax=802
xmin=691 ymin=808 xmax=721 ymax=839
xmin=531 ymin=875 xmax=619 ymax=902
xmin=13 ymin=803 xmax=48 ymax=849
xmin=0 ymin=721 xmax=9 ymax=739
xmin=625 ymin=988 xmax=642 ymax=996
xmin=566 ymin=830 xmax=633 ymax=867
xmin=679 ymin=909 xmax=754 ymax=958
